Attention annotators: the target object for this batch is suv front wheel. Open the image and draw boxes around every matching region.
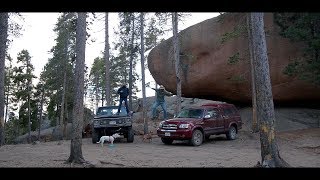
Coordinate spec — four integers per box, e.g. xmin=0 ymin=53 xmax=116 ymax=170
xmin=190 ymin=129 xmax=203 ymax=146
xmin=161 ymin=138 xmax=173 ymax=145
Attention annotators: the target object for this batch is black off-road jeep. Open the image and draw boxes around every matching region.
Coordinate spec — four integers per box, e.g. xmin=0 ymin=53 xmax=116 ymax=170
xmin=91 ymin=106 xmax=134 ymax=143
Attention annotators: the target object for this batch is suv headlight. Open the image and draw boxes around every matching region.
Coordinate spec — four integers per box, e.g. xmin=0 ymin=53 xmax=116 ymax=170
xmin=159 ymin=121 xmax=164 ymax=128
xmin=179 ymin=124 xmax=189 ymax=129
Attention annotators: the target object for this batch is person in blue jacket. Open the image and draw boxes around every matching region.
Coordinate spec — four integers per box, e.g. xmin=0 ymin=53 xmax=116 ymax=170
xmin=117 ymin=84 xmax=130 ymax=115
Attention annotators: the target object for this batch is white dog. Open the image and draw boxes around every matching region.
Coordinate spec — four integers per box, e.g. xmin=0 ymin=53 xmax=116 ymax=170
xmin=96 ymin=133 xmax=121 ymax=147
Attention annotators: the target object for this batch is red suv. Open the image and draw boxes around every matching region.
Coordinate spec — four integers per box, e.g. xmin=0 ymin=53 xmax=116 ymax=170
xmin=157 ymin=103 xmax=242 ymax=146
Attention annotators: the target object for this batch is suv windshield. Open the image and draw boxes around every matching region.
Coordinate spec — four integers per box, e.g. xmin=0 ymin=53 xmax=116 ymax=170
xmin=96 ymin=106 xmax=127 ymax=116
xmin=177 ymin=108 xmax=204 ymax=118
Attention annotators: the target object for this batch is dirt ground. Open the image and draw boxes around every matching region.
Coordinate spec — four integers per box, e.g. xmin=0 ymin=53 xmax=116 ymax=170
xmin=0 ymin=127 xmax=319 ymax=167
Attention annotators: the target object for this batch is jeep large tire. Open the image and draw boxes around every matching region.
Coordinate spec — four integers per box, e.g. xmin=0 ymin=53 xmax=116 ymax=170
xmin=161 ymin=138 xmax=173 ymax=145
xmin=127 ymin=127 xmax=134 ymax=143
xmin=92 ymin=128 xmax=99 ymax=144
xmin=190 ymin=129 xmax=203 ymax=146
xmin=226 ymin=126 xmax=237 ymax=140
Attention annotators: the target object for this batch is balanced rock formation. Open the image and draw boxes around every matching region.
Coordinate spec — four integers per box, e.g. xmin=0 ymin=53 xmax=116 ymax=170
xmin=147 ymin=13 xmax=320 ymax=104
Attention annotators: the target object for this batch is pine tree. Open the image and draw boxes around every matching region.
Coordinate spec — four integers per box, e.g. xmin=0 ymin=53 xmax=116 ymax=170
xmin=67 ymin=12 xmax=87 ymax=164
xmin=41 ymin=13 xmax=77 ymax=137
xmin=11 ymin=50 xmax=36 ymax=142
xmin=0 ymin=13 xmax=9 ymax=146
xmin=250 ymin=13 xmax=289 ymax=167
xmin=274 ymin=13 xmax=320 ymax=85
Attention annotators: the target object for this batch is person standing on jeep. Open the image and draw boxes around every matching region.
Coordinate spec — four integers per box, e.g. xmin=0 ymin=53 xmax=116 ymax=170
xmin=151 ymin=85 xmax=173 ymax=120
xmin=117 ymin=84 xmax=130 ymax=115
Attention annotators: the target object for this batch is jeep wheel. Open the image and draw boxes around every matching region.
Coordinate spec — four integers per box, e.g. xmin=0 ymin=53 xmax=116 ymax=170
xmin=226 ymin=126 xmax=237 ymax=140
xmin=161 ymin=138 xmax=173 ymax=145
xmin=127 ymin=127 xmax=134 ymax=143
xmin=190 ymin=129 xmax=203 ymax=146
xmin=92 ymin=129 xmax=99 ymax=143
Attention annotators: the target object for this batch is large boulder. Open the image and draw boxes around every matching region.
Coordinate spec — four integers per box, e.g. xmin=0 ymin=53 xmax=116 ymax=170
xmin=14 ymin=127 xmax=55 ymax=144
xmin=147 ymin=13 xmax=320 ymax=104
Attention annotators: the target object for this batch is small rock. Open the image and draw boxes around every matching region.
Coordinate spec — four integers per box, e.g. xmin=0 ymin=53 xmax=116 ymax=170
xmin=32 ymin=141 xmax=40 ymax=145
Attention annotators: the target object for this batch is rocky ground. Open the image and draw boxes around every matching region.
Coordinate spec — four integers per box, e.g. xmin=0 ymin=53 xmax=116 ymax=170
xmin=0 ymin=127 xmax=319 ymax=167
xmin=1 ymin=97 xmax=319 ymax=167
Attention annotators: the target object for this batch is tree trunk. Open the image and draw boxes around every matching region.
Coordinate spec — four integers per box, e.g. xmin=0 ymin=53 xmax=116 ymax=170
xmin=129 ymin=14 xmax=135 ymax=111
xmin=56 ymin=103 xmax=59 ymax=126
xmin=95 ymin=76 xmax=99 ymax=109
xmin=63 ymin=99 xmax=68 ymax=140
xmin=60 ymin=70 xmax=66 ymax=139
xmin=61 ymin=28 xmax=70 ymax=139
xmin=0 ymin=13 xmax=8 ymax=146
xmin=67 ymin=12 xmax=86 ymax=164
xmin=4 ymin=94 xmax=8 ymax=139
xmin=27 ymin=57 xmax=31 ymax=143
xmin=246 ymin=13 xmax=259 ymax=133
xmin=140 ymin=13 xmax=148 ymax=134
xmin=38 ymin=88 xmax=44 ymax=141
xmin=250 ymin=13 xmax=289 ymax=167
xmin=172 ymin=12 xmax=182 ymax=114
xmin=155 ymin=83 xmax=158 ymax=96
xmin=101 ymin=90 xmax=104 ymax=106
xmin=104 ymin=13 xmax=111 ymax=106
xmin=4 ymin=60 xmax=10 ymax=139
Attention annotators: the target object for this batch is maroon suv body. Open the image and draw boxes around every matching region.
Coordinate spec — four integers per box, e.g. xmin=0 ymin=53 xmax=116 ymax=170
xmin=157 ymin=103 xmax=242 ymax=146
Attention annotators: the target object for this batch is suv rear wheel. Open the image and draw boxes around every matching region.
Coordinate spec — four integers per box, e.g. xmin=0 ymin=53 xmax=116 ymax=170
xmin=161 ymin=138 xmax=173 ymax=145
xmin=190 ymin=129 xmax=203 ymax=146
xmin=127 ymin=127 xmax=134 ymax=143
xmin=226 ymin=126 xmax=237 ymax=140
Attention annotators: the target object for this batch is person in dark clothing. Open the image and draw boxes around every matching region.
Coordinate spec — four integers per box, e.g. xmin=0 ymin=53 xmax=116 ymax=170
xmin=117 ymin=84 xmax=130 ymax=115
xmin=151 ymin=85 xmax=173 ymax=120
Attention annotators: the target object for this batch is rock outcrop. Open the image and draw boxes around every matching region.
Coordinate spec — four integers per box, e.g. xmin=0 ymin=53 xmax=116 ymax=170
xmin=147 ymin=13 xmax=320 ymax=104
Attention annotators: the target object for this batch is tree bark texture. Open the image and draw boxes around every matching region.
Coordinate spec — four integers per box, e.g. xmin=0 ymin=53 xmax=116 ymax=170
xmin=27 ymin=57 xmax=31 ymax=143
xmin=172 ymin=13 xmax=181 ymax=114
xmin=246 ymin=13 xmax=259 ymax=133
xmin=67 ymin=13 xmax=86 ymax=164
xmin=140 ymin=13 xmax=148 ymax=134
xmin=250 ymin=13 xmax=289 ymax=167
xmin=38 ymin=88 xmax=44 ymax=141
xmin=104 ymin=13 xmax=111 ymax=106
xmin=129 ymin=14 xmax=135 ymax=111
xmin=0 ymin=13 xmax=8 ymax=146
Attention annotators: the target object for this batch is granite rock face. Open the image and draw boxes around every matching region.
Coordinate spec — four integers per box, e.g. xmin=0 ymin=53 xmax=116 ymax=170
xmin=147 ymin=13 xmax=320 ymax=104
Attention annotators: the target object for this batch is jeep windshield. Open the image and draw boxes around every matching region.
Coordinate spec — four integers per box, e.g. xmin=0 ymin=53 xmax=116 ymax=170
xmin=177 ymin=108 xmax=204 ymax=119
xmin=96 ymin=106 xmax=127 ymax=116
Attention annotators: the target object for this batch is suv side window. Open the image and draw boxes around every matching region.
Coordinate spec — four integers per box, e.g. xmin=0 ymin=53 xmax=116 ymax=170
xmin=232 ymin=106 xmax=238 ymax=115
xmin=223 ymin=107 xmax=233 ymax=117
xmin=205 ymin=109 xmax=220 ymax=119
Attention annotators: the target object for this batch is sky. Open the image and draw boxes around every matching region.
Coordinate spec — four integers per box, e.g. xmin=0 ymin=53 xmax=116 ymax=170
xmin=7 ymin=12 xmax=219 ymax=98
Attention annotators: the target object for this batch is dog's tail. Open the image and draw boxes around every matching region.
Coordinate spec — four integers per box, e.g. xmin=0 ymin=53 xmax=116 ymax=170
xmin=96 ymin=141 xmax=100 ymax=144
